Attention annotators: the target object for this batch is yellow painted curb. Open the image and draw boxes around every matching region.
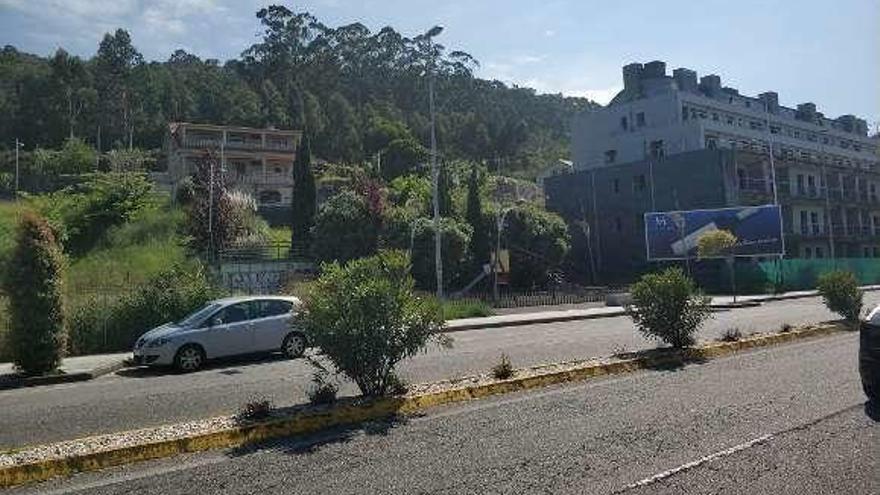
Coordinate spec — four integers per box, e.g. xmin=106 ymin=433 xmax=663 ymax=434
xmin=0 ymin=322 xmax=849 ymax=488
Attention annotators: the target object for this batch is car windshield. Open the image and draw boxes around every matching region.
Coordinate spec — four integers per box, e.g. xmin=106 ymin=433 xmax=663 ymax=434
xmin=176 ymin=303 xmax=222 ymax=328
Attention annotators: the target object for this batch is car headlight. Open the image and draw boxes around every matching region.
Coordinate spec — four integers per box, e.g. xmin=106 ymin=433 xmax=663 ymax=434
xmin=147 ymin=337 xmax=172 ymax=348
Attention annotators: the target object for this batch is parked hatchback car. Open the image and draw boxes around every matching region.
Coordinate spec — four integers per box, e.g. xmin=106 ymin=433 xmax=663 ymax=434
xmin=861 ymin=306 xmax=880 ymax=421
xmin=133 ymin=296 xmax=306 ymax=372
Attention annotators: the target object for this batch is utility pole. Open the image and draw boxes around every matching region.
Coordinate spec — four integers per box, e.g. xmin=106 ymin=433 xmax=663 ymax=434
xmin=14 ymin=138 xmax=23 ymax=200
xmin=423 ymin=25 xmax=445 ymax=299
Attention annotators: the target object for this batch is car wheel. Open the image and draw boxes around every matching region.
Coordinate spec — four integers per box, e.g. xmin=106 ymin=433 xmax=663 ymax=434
xmin=174 ymin=344 xmax=205 ymax=372
xmin=282 ymin=333 xmax=306 ymax=359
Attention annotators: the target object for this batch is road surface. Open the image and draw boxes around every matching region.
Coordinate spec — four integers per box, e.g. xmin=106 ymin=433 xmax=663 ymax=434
xmin=1 ymin=294 xmax=877 ymax=449
xmin=9 ymin=330 xmax=876 ymax=494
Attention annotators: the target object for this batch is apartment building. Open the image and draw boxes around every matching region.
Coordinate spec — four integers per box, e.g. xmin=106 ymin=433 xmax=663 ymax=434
xmin=546 ymin=60 xmax=880 ymax=279
xmin=166 ymin=123 xmax=302 ymax=208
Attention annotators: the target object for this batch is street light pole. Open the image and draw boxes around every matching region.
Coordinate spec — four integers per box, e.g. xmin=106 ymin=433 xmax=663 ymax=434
xmin=14 ymin=138 xmax=22 ymax=200
xmin=423 ymin=25 xmax=444 ymax=299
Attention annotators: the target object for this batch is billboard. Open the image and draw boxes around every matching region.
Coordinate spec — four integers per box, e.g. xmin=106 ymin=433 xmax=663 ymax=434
xmin=644 ymin=205 xmax=783 ymax=260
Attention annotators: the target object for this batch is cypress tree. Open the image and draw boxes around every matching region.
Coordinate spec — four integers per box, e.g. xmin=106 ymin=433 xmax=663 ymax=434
xmin=291 ymin=136 xmax=317 ymax=254
xmin=6 ymin=211 xmax=67 ymax=375
xmin=466 ymin=163 xmax=490 ymax=266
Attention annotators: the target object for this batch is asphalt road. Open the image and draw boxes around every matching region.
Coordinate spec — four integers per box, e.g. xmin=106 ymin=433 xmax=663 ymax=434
xmin=1 ymin=294 xmax=878 ymax=449
xmin=10 ymin=330 xmax=876 ymax=494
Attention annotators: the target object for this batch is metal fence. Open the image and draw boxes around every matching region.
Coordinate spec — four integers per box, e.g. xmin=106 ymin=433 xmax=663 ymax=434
xmin=455 ymin=287 xmax=612 ymax=309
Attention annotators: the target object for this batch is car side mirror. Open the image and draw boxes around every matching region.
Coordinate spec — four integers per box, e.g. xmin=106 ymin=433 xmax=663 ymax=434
xmin=210 ymin=317 xmax=223 ymax=327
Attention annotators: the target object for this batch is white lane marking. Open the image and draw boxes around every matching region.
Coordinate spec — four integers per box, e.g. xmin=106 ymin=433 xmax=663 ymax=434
xmin=618 ymin=434 xmax=774 ymax=492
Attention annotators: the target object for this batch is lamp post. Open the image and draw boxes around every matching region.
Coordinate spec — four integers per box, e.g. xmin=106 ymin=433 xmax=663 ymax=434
xmin=14 ymin=138 xmax=23 ymax=200
xmin=419 ymin=25 xmax=445 ymax=298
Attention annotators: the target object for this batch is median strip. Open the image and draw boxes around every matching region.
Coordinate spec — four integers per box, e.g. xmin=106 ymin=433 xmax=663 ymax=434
xmin=0 ymin=321 xmax=849 ymax=488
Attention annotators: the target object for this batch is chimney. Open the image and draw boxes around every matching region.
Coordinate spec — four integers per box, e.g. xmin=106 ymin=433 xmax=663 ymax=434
xmin=758 ymin=92 xmax=779 ymax=113
xmin=797 ymin=103 xmax=817 ymax=123
xmin=673 ymin=68 xmax=698 ymax=92
xmin=622 ymin=63 xmax=644 ymax=94
xmin=699 ymin=74 xmax=722 ymax=97
xmin=642 ymin=60 xmax=667 ymax=79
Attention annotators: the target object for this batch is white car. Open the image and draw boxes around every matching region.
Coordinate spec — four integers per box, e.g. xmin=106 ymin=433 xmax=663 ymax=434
xmin=132 ymin=296 xmax=306 ymax=372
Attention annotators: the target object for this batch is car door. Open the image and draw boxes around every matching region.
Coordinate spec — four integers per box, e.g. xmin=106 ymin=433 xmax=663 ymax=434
xmin=203 ymin=301 xmax=257 ymax=358
xmin=251 ymin=299 xmax=295 ymax=352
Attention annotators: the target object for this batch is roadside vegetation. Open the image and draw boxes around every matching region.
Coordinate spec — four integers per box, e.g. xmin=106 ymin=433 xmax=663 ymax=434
xmin=817 ymin=270 xmax=863 ymax=325
xmin=303 ymin=250 xmax=450 ymax=397
xmin=627 ymin=267 xmax=713 ymax=349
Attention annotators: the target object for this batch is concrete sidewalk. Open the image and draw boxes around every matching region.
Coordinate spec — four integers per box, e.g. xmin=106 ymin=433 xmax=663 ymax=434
xmin=3 ymin=285 xmax=877 ymax=388
xmin=447 ymin=285 xmax=880 ymax=331
xmin=0 ymin=352 xmax=129 ymax=390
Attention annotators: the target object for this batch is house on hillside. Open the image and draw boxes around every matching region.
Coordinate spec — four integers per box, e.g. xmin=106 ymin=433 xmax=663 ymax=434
xmin=165 ymin=123 xmax=303 ymax=219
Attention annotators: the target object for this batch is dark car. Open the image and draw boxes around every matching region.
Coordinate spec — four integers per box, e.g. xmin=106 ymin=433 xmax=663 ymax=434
xmin=861 ymin=308 xmax=880 ymax=421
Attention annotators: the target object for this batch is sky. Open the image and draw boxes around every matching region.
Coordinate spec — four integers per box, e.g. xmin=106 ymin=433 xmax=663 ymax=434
xmin=1 ymin=0 xmax=878 ymax=127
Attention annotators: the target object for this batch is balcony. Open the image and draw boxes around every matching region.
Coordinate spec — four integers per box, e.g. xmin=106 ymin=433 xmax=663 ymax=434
xmin=181 ymin=137 xmax=295 ymax=153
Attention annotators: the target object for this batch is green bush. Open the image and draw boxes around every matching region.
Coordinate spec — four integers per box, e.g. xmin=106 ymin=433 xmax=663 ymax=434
xmin=491 ymin=353 xmax=514 ymax=379
xmin=817 ymin=270 xmax=863 ymax=323
xmin=311 ymin=191 xmax=379 ymax=263
xmin=303 ymin=250 xmax=449 ymax=396
xmin=67 ymin=262 xmax=220 ymax=354
xmin=440 ymin=299 xmax=493 ymax=320
xmin=5 ymin=212 xmax=67 ymax=375
xmin=504 ymin=205 xmax=571 ymax=289
xmin=628 ymin=267 xmax=712 ymax=349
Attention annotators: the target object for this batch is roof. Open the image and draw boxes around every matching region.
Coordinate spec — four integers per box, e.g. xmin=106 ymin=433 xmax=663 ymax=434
xmin=168 ymin=122 xmax=303 ymax=136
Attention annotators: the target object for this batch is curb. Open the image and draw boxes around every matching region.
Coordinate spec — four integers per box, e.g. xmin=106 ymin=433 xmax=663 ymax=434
xmin=0 ymin=359 xmax=128 ymax=391
xmin=0 ymin=321 xmax=848 ymax=488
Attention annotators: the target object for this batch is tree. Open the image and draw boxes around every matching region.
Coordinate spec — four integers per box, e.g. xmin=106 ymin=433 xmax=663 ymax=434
xmin=303 ymin=250 xmax=449 ymax=396
xmin=698 ymin=229 xmax=739 ymax=299
xmin=186 ymin=150 xmax=234 ymax=256
xmin=94 ymin=29 xmax=143 ymax=149
xmin=504 ymin=205 xmax=571 ymax=288
xmin=817 ymin=270 xmax=863 ymax=324
xmin=259 ymin=79 xmax=290 ymax=128
xmin=291 ymin=137 xmax=316 ymax=252
xmin=628 ymin=267 xmax=712 ymax=349
xmin=5 ymin=211 xmax=67 ymax=375
xmin=311 ymin=191 xmax=378 ymax=263
xmin=321 ymin=92 xmax=362 ymax=163
xmin=49 ymin=49 xmax=94 ymax=140
xmin=466 ymin=163 xmax=490 ymax=265
xmin=383 ymin=216 xmax=472 ymax=290
xmin=437 ymin=164 xmax=453 ymax=216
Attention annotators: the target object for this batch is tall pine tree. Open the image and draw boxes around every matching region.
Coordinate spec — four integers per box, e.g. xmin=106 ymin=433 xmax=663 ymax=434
xmin=291 ymin=136 xmax=316 ymax=254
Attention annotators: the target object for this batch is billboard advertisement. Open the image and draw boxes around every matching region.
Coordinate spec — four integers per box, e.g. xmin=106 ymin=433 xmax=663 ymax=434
xmin=644 ymin=205 xmax=783 ymax=260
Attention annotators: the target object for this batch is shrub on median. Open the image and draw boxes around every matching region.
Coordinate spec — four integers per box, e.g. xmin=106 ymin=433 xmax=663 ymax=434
xmin=817 ymin=270 xmax=863 ymax=324
xmin=302 ymin=250 xmax=450 ymax=397
xmin=627 ymin=267 xmax=712 ymax=349
xmin=5 ymin=211 xmax=67 ymax=375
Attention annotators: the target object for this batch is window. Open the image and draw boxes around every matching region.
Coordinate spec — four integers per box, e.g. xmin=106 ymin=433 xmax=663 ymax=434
xmin=621 ymin=116 xmax=628 ymax=130
xmin=259 ymin=190 xmax=282 ymax=204
xmin=636 ymin=112 xmax=646 ymax=127
xmin=810 ymin=212 xmax=819 ymax=234
xmin=213 ymin=302 xmax=256 ymax=326
xmin=633 ymin=174 xmax=647 ymax=192
xmin=737 ymin=169 xmax=747 ymax=189
xmin=745 ymin=101 xmax=751 ymax=108
xmin=649 ymin=140 xmax=665 ymax=159
xmin=612 ymin=178 xmax=620 ymax=194
xmin=727 ymin=116 xmax=735 ymax=125
xmin=604 ymin=149 xmax=617 ymax=164
xmin=799 ymin=211 xmax=808 ymax=234
xmin=256 ymin=300 xmax=294 ymax=318
xmin=815 ymin=246 xmax=824 ymax=259
xmin=682 ymin=107 xmax=688 ymax=121
xmin=793 ymin=130 xmax=801 ymax=139
xmin=712 ymin=113 xmax=719 ymax=121
xmin=804 ymin=247 xmax=812 ymax=259
xmin=796 ymin=174 xmax=805 ymax=195
xmin=706 ymin=137 xmax=718 ymax=150
xmin=770 ymin=125 xmax=781 ymax=135
xmin=614 ymin=217 xmax=623 ymax=232
xmin=274 ymin=166 xmax=283 ymax=174
xmin=865 ymin=247 xmax=871 ymax=258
